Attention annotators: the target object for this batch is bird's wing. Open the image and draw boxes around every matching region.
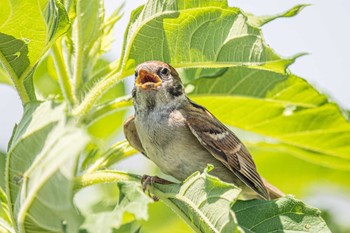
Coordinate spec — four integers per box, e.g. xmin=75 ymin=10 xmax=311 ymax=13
xmin=123 ymin=115 xmax=147 ymax=157
xmin=181 ymin=100 xmax=269 ymax=199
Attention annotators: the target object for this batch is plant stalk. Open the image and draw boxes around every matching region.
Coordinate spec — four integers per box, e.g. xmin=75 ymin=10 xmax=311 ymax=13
xmin=85 ymin=94 xmax=132 ymax=123
xmin=72 ymin=69 xmax=127 ymax=119
xmin=51 ymin=43 xmax=77 ymax=108
xmin=73 ymin=170 xmax=141 ymax=191
xmin=73 ymin=0 xmax=85 ymax=95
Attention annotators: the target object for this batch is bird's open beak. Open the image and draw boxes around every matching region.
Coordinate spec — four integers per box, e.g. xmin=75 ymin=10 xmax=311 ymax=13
xmin=136 ymin=69 xmax=162 ymax=90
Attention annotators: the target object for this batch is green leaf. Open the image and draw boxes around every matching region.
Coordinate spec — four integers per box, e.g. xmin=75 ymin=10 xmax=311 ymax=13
xmin=33 ymin=54 xmax=62 ymax=99
xmin=233 ymin=196 xmax=331 ymax=232
xmin=246 ymin=4 xmax=310 ymax=27
xmin=6 ymin=101 xmax=90 ymax=232
xmin=0 ymin=64 xmax=13 ymax=86
xmin=77 ymin=181 xmax=151 ymax=233
xmin=0 ymin=188 xmax=14 ymax=233
xmin=187 ymin=66 xmax=350 ymax=170
xmin=151 ymin=168 xmax=331 ymax=232
xmin=152 ymin=167 xmax=242 ymax=233
xmin=0 ymin=32 xmax=30 ymax=79
xmin=0 ymin=0 xmax=69 ymax=91
xmin=66 ymin=0 xmax=123 ymax=92
xmin=113 ymin=221 xmax=141 ymax=233
xmin=141 ymin=201 xmax=193 ymax=233
xmin=248 ymin=142 xmax=350 ymax=195
xmin=120 ymin=0 xmax=292 ymax=74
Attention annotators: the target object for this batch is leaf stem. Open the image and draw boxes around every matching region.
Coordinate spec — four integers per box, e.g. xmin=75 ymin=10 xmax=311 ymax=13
xmin=15 ymin=82 xmax=30 ymax=104
xmin=51 ymin=42 xmax=77 ymax=108
xmin=73 ymin=1 xmax=84 ymax=94
xmin=0 ymin=52 xmax=30 ymax=104
xmin=72 ymin=69 xmax=128 ymax=119
xmin=85 ymin=94 xmax=132 ymax=123
xmin=73 ymin=170 xmax=141 ymax=191
xmin=85 ymin=140 xmax=137 ymax=173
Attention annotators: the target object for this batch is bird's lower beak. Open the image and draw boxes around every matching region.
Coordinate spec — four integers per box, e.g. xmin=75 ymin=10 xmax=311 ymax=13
xmin=136 ymin=70 xmax=162 ymax=90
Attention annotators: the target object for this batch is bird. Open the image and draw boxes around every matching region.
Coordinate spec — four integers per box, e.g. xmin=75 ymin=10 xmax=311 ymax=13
xmin=124 ymin=61 xmax=283 ymax=200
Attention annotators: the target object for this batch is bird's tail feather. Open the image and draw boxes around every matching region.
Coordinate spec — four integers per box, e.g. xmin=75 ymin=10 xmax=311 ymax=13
xmin=262 ymin=178 xmax=284 ymax=200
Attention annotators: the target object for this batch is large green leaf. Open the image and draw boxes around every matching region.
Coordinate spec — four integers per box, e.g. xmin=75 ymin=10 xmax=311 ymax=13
xmin=152 ymin=167 xmax=242 ymax=233
xmin=187 ymin=66 xmax=350 ymax=170
xmin=233 ymin=196 xmax=330 ymax=232
xmin=0 ymin=0 xmax=69 ymax=100
xmin=151 ymin=168 xmax=330 ymax=233
xmin=6 ymin=101 xmax=90 ymax=232
xmin=152 ymin=168 xmax=330 ymax=233
xmin=119 ymin=0 xmax=299 ymax=73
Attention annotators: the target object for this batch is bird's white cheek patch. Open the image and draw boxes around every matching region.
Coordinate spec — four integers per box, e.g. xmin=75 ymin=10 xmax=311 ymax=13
xmin=205 ymin=131 xmax=229 ymax=140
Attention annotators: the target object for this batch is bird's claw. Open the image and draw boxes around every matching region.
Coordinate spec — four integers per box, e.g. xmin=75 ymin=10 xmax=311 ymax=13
xmin=141 ymin=175 xmax=173 ymax=201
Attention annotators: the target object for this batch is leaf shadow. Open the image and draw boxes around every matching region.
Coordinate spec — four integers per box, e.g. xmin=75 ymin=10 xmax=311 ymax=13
xmin=0 ymin=32 xmax=30 ymax=77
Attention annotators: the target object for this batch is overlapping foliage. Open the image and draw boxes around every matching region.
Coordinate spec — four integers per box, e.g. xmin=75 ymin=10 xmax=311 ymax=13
xmin=1 ymin=0 xmax=347 ymax=232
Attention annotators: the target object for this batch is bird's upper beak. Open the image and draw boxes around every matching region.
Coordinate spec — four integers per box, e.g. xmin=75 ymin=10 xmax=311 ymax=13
xmin=135 ymin=69 xmax=162 ymax=90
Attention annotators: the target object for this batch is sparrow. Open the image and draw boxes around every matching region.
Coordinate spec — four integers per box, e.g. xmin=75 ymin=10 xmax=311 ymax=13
xmin=124 ymin=61 xmax=283 ymax=200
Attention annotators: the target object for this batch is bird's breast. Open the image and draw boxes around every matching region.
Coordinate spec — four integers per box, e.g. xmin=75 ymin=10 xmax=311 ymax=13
xmin=134 ymin=109 xmax=229 ymax=181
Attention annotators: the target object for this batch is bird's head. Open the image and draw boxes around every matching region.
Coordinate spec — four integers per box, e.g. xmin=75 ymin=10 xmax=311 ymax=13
xmin=132 ymin=61 xmax=186 ymax=112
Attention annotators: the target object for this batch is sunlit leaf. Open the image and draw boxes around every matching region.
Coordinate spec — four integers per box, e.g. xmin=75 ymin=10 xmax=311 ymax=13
xmin=120 ymin=0 xmax=298 ymax=74
xmin=152 ymin=168 xmax=330 ymax=233
xmin=6 ymin=101 xmax=90 ymax=232
xmin=152 ymin=167 xmax=242 ymax=233
xmin=246 ymin=4 xmax=310 ymax=27
xmin=115 ymin=221 xmax=141 ymax=233
xmin=0 ymin=0 xmax=69 ymax=99
xmin=141 ymin=201 xmax=193 ymax=233
xmin=0 ymin=66 xmax=12 ymax=86
xmin=33 ymin=54 xmax=62 ymax=99
xmin=187 ymin=66 xmax=350 ymax=170
xmin=234 ymin=196 xmax=331 ymax=232
xmin=248 ymin=142 xmax=350 ymax=196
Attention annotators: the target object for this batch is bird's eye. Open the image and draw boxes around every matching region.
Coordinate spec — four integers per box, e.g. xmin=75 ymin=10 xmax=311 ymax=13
xmin=160 ymin=68 xmax=169 ymax=76
xmin=134 ymin=71 xmax=138 ymax=77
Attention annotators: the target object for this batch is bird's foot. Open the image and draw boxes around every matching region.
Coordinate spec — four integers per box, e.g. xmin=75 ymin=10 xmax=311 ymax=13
xmin=141 ymin=175 xmax=174 ymax=201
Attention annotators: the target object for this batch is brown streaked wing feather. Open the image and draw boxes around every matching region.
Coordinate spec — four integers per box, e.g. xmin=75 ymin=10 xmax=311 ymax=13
xmin=123 ymin=115 xmax=148 ymax=157
xmin=181 ymin=100 xmax=269 ymax=200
